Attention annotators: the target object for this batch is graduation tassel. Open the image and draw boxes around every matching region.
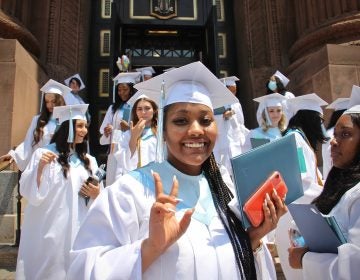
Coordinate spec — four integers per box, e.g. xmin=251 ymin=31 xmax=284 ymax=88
xmin=112 ymin=81 xmax=116 ymax=103
xmin=67 ymin=107 xmax=74 ymax=143
xmin=155 ymin=80 xmax=165 ymax=163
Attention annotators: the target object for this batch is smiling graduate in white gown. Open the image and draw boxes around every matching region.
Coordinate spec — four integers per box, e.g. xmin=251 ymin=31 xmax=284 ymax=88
xmin=16 ymin=104 xmax=102 ymax=280
xmin=67 ymin=62 xmax=286 ymax=280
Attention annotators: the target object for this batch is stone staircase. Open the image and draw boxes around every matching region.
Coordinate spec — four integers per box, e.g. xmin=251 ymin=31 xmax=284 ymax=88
xmin=0 ymin=170 xmax=19 ymax=279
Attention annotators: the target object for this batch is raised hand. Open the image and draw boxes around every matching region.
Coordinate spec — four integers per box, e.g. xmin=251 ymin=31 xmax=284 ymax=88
xmin=141 ymin=171 xmax=194 ymax=272
xmin=131 ymin=119 xmax=147 ymax=140
xmin=0 ymin=154 xmax=13 ymax=164
xmin=104 ymin=124 xmax=113 ymax=137
xmin=37 ymin=151 xmax=58 ymax=187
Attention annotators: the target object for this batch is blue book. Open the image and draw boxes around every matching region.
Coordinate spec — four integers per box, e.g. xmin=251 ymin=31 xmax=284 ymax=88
xmin=288 ymin=204 xmax=346 ymax=253
xmin=230 ymin=134 xmax=303 ymax=228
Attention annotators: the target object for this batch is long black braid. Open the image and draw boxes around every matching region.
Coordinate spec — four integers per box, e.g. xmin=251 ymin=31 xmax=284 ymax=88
xmin=202 ymin=153 xmax=257 ymax=279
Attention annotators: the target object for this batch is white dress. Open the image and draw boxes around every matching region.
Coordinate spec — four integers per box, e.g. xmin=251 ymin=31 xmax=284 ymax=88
xmin=15 ymin=143 xmax=100 ymax=280
xmin=99 ymin=104 xmax=128 ymax=186
xmin=275 ymin=130 xmax=323 ymax=280
xmin=213 ymin=102 xmax=249 ymax=178
xmin=114 ymin=127 xmax=157 ymax=179
xmin=67 ymin=161 xmax=276 ymax=280
xmin=302 ymin=182 xmax=360 ymax=280
xmin=8 ymin=115 xmax=57 ymax=171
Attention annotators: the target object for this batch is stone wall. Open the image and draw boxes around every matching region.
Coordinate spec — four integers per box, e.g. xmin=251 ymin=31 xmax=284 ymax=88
xmin=0 ymin=39 xmax=47 ymax=156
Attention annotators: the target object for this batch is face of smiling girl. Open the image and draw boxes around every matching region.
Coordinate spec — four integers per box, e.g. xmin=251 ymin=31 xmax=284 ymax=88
xmin=267 ymin=106 xmax=283 ymax=127
xmin=73 ymin=119 xmax=88 ymax=144
xmin=164 ymin=103 xmax=217 ymax=175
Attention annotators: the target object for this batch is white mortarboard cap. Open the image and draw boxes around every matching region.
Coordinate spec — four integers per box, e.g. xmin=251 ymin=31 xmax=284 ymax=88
xmin=64 ymin=74 xmax=85 ymax=90
xmin=220 ymin=76 xmax=239 ymax=87
xmin=134 ymin=61 xmax=238 ymax=110
xmin=136 ymin=66 xmax=155 ymax=77
xmin=253 ymin=93 xmax=287 ymax=126
xmin=326 ymin=98 xmax=350 ymax=111
xmin=287 ymin=93 xmax=328 ymax=115
xmin=344 ymin=104 xmax=360 ymax=114
xmin=273 ymin=70 xmax=290 ymax=87
xmin=348 ymin=85 xmax=360 ymax=108
xmin=134 ymin=61 xmax=238 ymax=163
xmin=127 ymin=89 xmax=159 ymax=107
xmin=39 ymin=79 xmax=71 ymax=111
xmin=113 ymin=72 xmax=141 ymax=85
xmin=163 ymin=67 xmax=177 ymax=72
xmin=53 ymin=104 xmax=89 ymax=143
xmin=40 ymin=79 xmax=71 ymax=95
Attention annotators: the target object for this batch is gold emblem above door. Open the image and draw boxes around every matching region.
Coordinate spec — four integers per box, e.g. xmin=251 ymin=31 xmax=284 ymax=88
xmin=150 ymin=0 xmax=177 ymax=19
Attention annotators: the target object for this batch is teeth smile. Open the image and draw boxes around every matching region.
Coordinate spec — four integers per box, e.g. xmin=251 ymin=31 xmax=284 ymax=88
xmin=184 ymin=143 xmax=205 ymax=148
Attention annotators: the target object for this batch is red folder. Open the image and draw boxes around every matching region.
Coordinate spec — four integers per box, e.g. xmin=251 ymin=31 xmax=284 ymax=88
xmin=243 ymin=171 xmax=288 ymax=227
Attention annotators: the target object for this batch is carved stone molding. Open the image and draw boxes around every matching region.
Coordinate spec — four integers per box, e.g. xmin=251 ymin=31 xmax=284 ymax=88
xmin=0 ymin=10 xmax=40 ymax=57
xmin=289 ymin=14 xmax=360 ymax=62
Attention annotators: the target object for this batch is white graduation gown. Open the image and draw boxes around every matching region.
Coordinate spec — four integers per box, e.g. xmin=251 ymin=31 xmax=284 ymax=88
xmin=302 ymin=182 xmax=360 ymax=280
xmin=321 ymin=127 xmax=334 ymax=180
xmin=67 ymin=161 xmax=276 ymax=280
xmin=213 ymin=102 xmax=249 ymax=178
xmin=16 ymin=144 xmax=100 ymax=280
xmin=114 ymin=127 xmax=157 ymax=179
xmin=8 ymin=115 xmax=57 ymax=171
xmin=275 ymin=130 xmax=323 ymax=280
xmin=99 ymin=105 xmax=126 ymax=186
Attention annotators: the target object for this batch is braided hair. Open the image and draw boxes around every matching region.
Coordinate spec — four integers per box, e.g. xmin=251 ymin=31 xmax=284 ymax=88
xmin=202 ymin=154 xmax=257 ymax=279
xmin=50 ymin=120 xmax=92 ymax=178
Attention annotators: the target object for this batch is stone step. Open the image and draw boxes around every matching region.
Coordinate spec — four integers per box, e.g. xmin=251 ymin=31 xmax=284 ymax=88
xmin=0 ymin=245 xmax=17 ymax=269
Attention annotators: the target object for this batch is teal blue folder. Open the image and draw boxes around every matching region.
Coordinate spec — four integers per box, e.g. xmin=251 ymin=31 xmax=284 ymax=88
xmin=288 ymin=204 xmax=346 ymax=253
xmin=122 ymin=105 xmax=131 ymax=123
xmin=250 ymin=138 xmax=270 ymax=149
xmin=230 ymin=134 xmax=303 ymax=228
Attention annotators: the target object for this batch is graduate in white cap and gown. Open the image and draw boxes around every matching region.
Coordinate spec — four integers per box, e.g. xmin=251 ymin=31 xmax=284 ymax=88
xmin=243 ymin=93 xmax=287 ymax=151
xmin=99 ymin=72 xmax=140 ymax=186
xmin=64 ymin=73 xmax=91 ymax=126
xmin=136 ymin=66 xmax=155 ymax=81
xmin=322 ymin=85 xmax=360 ymax=180
xmin=212 ymin=76 xmax=249 ymax=179
xmin=321 ymin=97 xmax=350 ymax=180
xmin=288 ymin=104 xmax=360 ymax=280
xmin=266 ymin=70 xmax=295 ymax=121
xmin=16 ymin=104 xmax=102 ymax=280
xmin=114 ymin=90 xmax=158 ymax=178
xmin=64 ymin=74 xmax=86 ymax=105
xmin=275 ymin=93 xmax=330 ymax=280
xmin=0 ymin=79 xmax=68 ymax=171
xmin=67 ymin=62 xmax=285 ymax=280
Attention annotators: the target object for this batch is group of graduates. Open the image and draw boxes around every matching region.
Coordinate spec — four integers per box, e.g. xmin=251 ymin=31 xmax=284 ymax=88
xmin=0 ymin=60 xmax=359 ymax=280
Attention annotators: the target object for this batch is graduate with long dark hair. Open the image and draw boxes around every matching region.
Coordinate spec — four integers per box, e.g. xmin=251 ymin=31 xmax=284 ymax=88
xmin=0 ymin=79 xmax=67 ymax=171
xmin=16 ymin=104 xmax=102 ymax=279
